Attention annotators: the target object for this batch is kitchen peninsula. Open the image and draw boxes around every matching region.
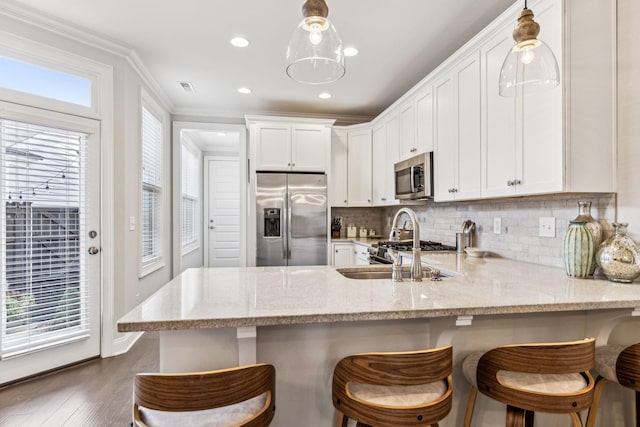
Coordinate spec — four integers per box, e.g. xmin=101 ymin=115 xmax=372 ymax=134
xmin=118 ymin=255 xmax=640 ymax=426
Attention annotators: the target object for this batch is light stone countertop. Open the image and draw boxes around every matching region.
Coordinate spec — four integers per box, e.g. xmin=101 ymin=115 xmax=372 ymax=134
xmin=117 ymin=253 xmax=640 ymax=332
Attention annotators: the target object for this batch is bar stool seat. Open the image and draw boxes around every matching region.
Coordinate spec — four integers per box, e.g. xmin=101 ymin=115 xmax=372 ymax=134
xmin=586 ymin=343 xmax=640 ymax=427
xmin=462 ymin=339 xmax=595 ymax=427
xmin=133 ymin=363 xmax=275 ymax=427
xmin=332 ymin=345 xmax=453 ymax=427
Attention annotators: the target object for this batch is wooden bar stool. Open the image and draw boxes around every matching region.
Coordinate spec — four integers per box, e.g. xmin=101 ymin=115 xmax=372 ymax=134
xmin=133 ymin=363 xmax=275 ymax=427
xmin=332 ymin=345 xmax=453 ymax=427
xmin=462 ymin=338 xmax=595 ymax=427
xmin=586 ymin=342 xmax=640 ymax=427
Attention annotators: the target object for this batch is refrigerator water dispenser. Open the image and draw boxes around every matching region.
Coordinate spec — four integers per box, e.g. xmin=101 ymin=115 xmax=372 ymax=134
xmin=264 ymin=208 xmax=281 ymax=237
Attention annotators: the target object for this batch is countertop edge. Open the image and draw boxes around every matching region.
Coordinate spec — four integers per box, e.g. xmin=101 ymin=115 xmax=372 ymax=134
xmin=116 ymin=300 xmax=640 ymax=332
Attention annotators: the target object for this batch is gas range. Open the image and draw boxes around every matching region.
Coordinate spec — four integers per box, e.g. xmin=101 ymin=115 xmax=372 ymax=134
xmin=368 ymin=240 xmax=456 ymax=264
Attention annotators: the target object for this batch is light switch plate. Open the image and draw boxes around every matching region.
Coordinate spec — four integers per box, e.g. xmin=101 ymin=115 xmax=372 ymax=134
xmin=493 ymin=217 xmax=501 ymax=234
xmin=539 ymin=217 xmax=556 ymax=237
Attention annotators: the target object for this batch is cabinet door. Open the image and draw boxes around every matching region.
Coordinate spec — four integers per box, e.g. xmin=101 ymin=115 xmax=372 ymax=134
xmin=518 ymin=0 xmax=563 ymax=195
xmin=332 ymin=243 xmax=354 ymax=266
xmin=455 ymin=52 xmax=481 ymax=200
xmin=291 ymin=125 xmax=328 ymax=172
xmin=480 ymin=26 xmax=517 ymax=198
xmin=433 ymin=74 xmax=456 ymax=201
xmin=255 ymin=123 xmax=291 ymax=171
xmin=385 ymin=116 xmax=400 ymax=205
xmin=372 ymin=124 xmax=387 ymax=205
xmin=399 ymin=101 xmax=416 ymax=159
xmin=415 ymin=86 xmax=434 ymax=154
xmin=354 ymin=244 xmax=370 ymax=265
xmin=330 ymin=129 xmax=348 ymax=206
xmin=347 ymin=129 xmax=372 ymax=206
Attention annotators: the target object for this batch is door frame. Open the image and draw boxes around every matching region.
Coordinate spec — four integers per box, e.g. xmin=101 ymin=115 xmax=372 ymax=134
xmin=203 ymin=156 xmax=242 ymax=268
xmin=171 ymin=122 xmax=247 ymax=276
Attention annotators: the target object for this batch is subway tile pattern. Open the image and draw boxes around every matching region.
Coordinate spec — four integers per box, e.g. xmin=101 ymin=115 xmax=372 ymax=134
xmin=334 ymin=194 xmax=616 ymax=268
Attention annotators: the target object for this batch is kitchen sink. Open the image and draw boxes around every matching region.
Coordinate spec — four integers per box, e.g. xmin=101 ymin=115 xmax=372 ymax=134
xmin=336 ymin=266 xmax=447 ymax=281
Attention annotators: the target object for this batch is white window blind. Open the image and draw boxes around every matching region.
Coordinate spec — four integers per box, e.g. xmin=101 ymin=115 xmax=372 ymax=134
xmin=1 ymin=118 xmax=90 ymax=358
xmin=141 ymin=105 xmax=163 ymax=267
xmin=181 ymin=144 xmax=199 ymax=249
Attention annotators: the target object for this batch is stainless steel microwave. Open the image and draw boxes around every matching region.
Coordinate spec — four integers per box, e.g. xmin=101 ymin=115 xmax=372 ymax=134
xmin=394 ymin=152 xmax=433 ymax=200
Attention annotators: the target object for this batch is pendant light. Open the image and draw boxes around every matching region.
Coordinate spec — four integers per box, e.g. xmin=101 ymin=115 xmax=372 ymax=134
xmin=498 ymin=0 xmax=559 ymax=97
xmin=286 ymin=0 xmax=344 ymax=85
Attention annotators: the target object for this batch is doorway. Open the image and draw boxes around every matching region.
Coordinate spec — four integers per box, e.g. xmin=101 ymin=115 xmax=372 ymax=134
xmin=172 ymin=122 xmax=247 ymax=275
xmin=0 ymin=102 xmax=101 ymax=384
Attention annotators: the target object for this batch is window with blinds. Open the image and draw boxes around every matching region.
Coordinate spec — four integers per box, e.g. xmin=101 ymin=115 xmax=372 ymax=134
xmin=1 ymin=118 xmax=90 ymax=358
xmin=140 ymin=104 xmax=163 ymax=270
xmin=181 ymin=144 xmax=199 ymax=251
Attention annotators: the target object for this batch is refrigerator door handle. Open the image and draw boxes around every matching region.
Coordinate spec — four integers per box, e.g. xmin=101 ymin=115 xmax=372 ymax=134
xmin=287 ymin=191 xmax=292 ymax=259
xmin=282 ymin=190 xmax=288 ymax=260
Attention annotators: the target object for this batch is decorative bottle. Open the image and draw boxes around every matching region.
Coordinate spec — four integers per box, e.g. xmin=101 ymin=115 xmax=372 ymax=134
xmin=563 ymin=220 xmax=595 ymax=278
xmin=572 ymin=201 xmax=602 ymax=275
xmin=595 ymin=223 xmax=640 ymax=283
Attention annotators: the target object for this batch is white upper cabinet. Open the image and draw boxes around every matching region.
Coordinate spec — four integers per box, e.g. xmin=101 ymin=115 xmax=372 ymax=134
xmin=330 ymin=128 xmax=348 ymax=207
xmin=415 ymin=85 xmax=434 ymax=154
xmin=434 ymin=51 xmax=481 ymax=202
xmin=399 ymin=101 xmax=416 ymax=159
xmin=480 ymin=0 xmax=615 ymax=198
xmin=481 ymin=1 xmax=562 ymax=198
xmin=247 ymin=116 xmax=334 ymax=173
xmin=372 ymin=116 xmax=400 ymax=206
xmin=347 ymin=128 xmax=373 ymax=207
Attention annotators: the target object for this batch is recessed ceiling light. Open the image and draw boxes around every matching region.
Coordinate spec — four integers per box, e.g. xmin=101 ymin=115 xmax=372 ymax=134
xmin=344 ymin=47 xmax=359 ymax=57
xmin=230 ymin=37 xmax=250 ymax=48
xmin=319 ymin=92 xmax=332 ymax=99
xmin=238 ymin=87 xmax=251 ymax=94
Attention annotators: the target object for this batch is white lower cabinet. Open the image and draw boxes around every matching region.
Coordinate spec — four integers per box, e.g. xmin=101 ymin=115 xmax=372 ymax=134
xmin=332 ymin=243 xmax=354 ymax=266
xmin=353 ymin=243 xmax=370 ymax=265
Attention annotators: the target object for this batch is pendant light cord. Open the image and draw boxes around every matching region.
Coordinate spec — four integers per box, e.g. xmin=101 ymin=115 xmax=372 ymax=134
xmin=524 ymin=0 xmax=528 ymax=9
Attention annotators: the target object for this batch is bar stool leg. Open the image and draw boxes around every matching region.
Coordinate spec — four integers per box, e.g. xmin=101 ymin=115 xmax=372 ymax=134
xmin=335 ymin=411 xmax=347 ymax=427
xmin=524 ymin=410 xmax=534 ymax=426
xmin=464 ymin=386 xmax=478 ymax=427
xmin=586 ymin=375 xmax=609 ymax=427
xmin=569 ymin=412 xmax=582 ymax=427
xmin=636 ymin=390 xmax=640 ymax=427
xmin=506 ymin=405 xmax=526 ymax=427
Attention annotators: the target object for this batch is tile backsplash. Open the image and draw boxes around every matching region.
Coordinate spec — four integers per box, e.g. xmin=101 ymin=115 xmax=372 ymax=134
xmin=333 ymin=193 xmax=617 ymax=268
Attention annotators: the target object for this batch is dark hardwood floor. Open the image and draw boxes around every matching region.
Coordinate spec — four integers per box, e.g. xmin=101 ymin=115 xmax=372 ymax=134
xmin=0 ymin=332 xmax=158 ymax=426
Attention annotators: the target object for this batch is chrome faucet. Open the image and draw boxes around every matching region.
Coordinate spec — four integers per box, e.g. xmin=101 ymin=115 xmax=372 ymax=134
xmin=388 ymin=207 xmax=422 ymax=282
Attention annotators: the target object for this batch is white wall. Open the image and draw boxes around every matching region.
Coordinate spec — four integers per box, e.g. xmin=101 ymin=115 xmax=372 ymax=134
xmin=617 ymin=0 xmax=640 ymax=242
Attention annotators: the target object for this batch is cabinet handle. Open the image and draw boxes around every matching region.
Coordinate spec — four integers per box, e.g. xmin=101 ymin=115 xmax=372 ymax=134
xmin=381 ymin=197 xmax=386 ymax=201
xmin=514 ymin=179 xmax=521 ymax=185
xmin=288 ymin=163 xmax=291 ymax=167
xmin=344 ymin=199 xmax=348 ymax=203
xmin=368 ymin=199 xmax=371 ymax=203
xmin=292 ymin=163 xmax=295 ymax=167
xmin=507 ymin=180 xmax=514 ymax=186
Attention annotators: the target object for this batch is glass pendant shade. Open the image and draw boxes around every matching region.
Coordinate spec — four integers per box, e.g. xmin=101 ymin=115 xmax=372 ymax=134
xmin=286 ymin=7 xmax=344 ymax=84
xmin=498 ymin=6 xmax=560 ymax=97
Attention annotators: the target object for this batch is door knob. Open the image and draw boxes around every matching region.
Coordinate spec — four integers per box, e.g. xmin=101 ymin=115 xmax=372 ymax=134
xmin=88 ymin=246 xmax=100 ymax=255
xmin=209 ymin=226 xmax=216 ymax=230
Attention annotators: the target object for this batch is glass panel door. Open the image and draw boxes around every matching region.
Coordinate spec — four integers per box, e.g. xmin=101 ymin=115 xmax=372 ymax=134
xmin=0 ymin=101 xmax=100 ymax=384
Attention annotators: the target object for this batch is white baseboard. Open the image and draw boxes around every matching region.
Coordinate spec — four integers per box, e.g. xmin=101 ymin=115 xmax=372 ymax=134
xmin=111 ymin=331 xmax=144 ymax=356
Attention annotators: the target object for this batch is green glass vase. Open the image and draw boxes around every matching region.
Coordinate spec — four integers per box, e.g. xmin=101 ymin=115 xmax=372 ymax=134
xmin=563 ymin=220 xmax=595 ymax=278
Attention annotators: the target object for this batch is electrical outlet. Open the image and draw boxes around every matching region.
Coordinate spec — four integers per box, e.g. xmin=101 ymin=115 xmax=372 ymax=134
xmin=129 ymin=216 xmax=136 ymax=231
xmin=539 ymin=217 xmax=556 ymax=237
xmin=493 ymin=217 xmax=501 ymax=234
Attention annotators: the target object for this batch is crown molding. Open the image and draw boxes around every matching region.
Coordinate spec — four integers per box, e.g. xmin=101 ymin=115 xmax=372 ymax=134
xmin=171 ymin=107 xmax=374 ymax=127
xmin=0 ymin=1 xmax=173 ymax=111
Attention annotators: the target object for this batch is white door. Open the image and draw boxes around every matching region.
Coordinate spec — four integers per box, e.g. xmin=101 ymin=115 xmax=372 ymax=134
xmin=206 ymin=158 xmax=240 ymax=267
xmin=0 ymin=102 xmax=101 ymax=384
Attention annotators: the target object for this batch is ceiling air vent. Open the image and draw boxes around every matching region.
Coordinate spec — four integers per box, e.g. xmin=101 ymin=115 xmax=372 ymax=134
xmin=178 ymin=81 xmax=195 ymax=93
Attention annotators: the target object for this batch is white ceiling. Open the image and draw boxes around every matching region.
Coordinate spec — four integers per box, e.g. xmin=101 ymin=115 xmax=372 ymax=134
xmin=7 ymin=0 xmax=515 ymax=123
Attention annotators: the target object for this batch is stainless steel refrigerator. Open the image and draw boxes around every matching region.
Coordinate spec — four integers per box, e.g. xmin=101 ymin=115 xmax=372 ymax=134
xmin=256 ymin=173 xmax=327 ymax=266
